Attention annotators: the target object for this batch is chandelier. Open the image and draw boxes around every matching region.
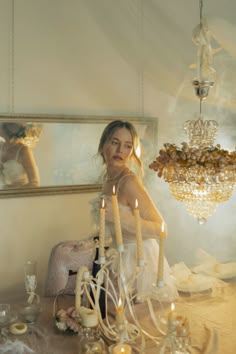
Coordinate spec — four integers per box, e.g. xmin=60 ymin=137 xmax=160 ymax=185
xmin=149 ymin=0 xmax=236 ymax=224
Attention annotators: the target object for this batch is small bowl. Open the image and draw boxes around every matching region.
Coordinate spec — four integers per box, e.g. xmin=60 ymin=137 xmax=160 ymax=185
xmin=19 ymin=304 xmax=41 ymax=324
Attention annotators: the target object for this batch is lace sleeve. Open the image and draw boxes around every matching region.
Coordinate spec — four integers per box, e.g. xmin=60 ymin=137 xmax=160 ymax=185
xmin=89 ymin=193 xmax=104 ymax=229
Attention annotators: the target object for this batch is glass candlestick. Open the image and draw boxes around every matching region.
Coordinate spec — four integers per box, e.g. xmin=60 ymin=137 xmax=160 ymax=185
xmin=78 ymin=306 xmax=105 ymax=354
xmin=158 ymin=315 xmax=191 ymax=353
xmin=109 ymin=342 xmax=132 ymax=354
xmin=78 ymin=325 xmax=105 ymax=354
xmin=24 ymin=260 xmax=39 ymax=304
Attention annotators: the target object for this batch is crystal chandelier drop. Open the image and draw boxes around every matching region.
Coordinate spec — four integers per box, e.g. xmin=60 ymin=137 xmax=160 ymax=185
xmin=149 ymin=0 xmax=236 ymax=224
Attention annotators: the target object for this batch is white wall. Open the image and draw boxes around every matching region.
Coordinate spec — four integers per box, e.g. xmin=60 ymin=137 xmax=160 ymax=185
xmin=0 ymin=193 xmax=96 ymax=301
xmin=0 ymin=0 xmax=235 ymax=300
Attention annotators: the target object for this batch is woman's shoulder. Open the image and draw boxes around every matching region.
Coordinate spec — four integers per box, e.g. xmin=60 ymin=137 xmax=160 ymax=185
xmin=118 ymin=169 xmax=143 ymax=192
xmin=120 ymin=169 xmax=141 ymax=183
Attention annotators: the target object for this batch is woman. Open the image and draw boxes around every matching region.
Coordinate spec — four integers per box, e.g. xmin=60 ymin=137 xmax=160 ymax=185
xmin=97 ymin=120 xmax=176 ymax=297
xmin=0 ymin=122 xmax=40 ymax=187
xmin=45 ymin=120 xmax=176 ymax=299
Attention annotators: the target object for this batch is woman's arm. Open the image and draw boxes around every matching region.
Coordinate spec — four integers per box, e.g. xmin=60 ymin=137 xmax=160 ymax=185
xmin=19 ymin=145 xmax=40 ymax=187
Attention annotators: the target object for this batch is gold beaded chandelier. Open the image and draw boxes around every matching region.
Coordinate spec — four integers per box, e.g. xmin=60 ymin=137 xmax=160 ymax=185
xmin=149 ymin=0 xmax=236 ymax=224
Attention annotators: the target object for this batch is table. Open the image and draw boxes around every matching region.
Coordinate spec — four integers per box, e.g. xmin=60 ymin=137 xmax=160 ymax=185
xmin=1 ymin=281 xmax=235 ymax=353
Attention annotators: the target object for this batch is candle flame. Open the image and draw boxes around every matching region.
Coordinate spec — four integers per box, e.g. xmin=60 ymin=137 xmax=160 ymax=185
xmin=102 ymin=198 xmax=105 ymax=208
xmin=161 ymin=221 xmax=165 ymax=233
xmin=135 ymin=198 xmax=138 ymax=208
xmin=121 ymin=349 xmax=125 ymax=353
xmin=136 ymin=144 xmax=141 ymax=158
xmin=171 ymin=303 xmax=175 ymax=311
xmin=116 ymin=298 xmax=124 ymax=313
xmin=112 ymin=185 xmax=116 ymax=195
xmin=116 ymin=306 xmax=124 ymax=314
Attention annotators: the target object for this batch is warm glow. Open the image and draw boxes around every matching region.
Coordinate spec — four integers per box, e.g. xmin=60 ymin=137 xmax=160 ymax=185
xmin=116 ymin=298 xmax=124 ymax=314
xmin=112 ymin=185 xmax=116 ymax=195
xmin=136 ymin=144 xmax=141 ymax=158
xmin=171 ymin=303 xmax=175 ymax=311
xmin=135 ymin=198 xmax=138 ymax=209
xmin=112 ymin=343 xmax=132 ymax=354
xmin=192 ymin=189 xmax=208 ymax=196
xmin=161 ymin=222 xmax=165 ymax=233
xmin=116 ymin=306 xmax=123 ymax=314
xmin=102 ymin=198 xmax=105 ymax=208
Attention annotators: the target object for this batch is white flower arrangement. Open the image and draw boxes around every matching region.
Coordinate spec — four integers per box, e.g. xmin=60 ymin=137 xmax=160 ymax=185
xmin=149 ymin=142 xmax=236 ymax=184
xmin=55 ymin=306 xmax=80 ymax=333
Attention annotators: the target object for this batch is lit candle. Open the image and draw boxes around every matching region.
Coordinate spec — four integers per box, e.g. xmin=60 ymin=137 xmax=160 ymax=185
xmin=134 ymin=199 xmax=144 ymax=263
xmin=112 ymin=343 xmax=132 ymax=354
xmin=176 ymin=316 xmax=189 ymax=336
xmin=79 ymin=306 xmax=98 ymax=328
xmin=157 ymin=221 xmax=166 ymax=286
xmin=99 ymin=198 xmax=105 ymax=262
xmin=75 ymin=272 xmax=81 ymax=313
xmin=111 ymin=185 xmax=123 ymax=249
xmin=116 ymin=299 xmax=126 ymax=326
xmin=168 ymin=303 xmax=177 ymax=329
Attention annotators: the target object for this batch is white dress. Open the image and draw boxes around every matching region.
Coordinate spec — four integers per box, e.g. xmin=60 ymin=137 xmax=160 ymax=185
xmin=0 ymin=142 xmax=28 ymax=187
xmin=92 ymin=192 xmax=177 ymax=298
xmin=45 ymin=188 xmax=177 ymax=300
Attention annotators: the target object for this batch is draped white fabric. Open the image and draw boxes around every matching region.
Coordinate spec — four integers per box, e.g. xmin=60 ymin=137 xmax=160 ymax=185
xmin=81 ymin=0 xmax=236 ymax=108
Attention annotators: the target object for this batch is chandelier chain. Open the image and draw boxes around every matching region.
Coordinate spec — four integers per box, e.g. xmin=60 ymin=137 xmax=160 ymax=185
xmin=8 ymin=0 xmax=15 ymax=113
xmin=138 ymin=0 xmax=144 ymax=118
xmin=199 ymin=98 xmax=202 ymax=119
xmin=199 ymin=0 xmax=203 ymax=25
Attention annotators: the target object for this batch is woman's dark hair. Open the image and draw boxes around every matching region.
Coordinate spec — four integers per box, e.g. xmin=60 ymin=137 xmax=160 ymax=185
xmin=98 ymin=120 xmax=143 ymax=172
xmin=3 ymin=123 xmax=27 ymax=139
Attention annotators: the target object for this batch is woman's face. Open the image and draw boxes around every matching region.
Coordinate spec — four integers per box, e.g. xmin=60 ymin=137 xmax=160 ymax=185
xmin=102 ymin=127 xmax=133 ymax=168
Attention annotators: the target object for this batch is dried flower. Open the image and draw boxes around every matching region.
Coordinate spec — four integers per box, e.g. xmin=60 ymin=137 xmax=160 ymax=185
xmin=55 ymin=306 xmax=80 ymax=333
xmin=149 ymin=142 xmax=236 ymax=184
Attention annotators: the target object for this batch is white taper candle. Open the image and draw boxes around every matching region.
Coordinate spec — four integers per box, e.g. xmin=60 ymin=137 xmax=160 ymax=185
xmin=157 ymin=221 xmax=166 ymax=285
xmin=99 ymin=198 xmax=105 ymax=260
xmin=111 ymin=185 xmax=123 ymax=248
xmin=134 ymin=199 xmax=144 ymax=263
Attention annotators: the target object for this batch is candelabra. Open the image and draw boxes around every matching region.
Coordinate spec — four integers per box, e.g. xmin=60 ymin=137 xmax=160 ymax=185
xmin=73 ymin=246 xmax=184 ymax=353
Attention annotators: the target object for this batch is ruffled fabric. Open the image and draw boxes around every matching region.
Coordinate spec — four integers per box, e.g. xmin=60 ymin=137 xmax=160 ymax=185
xmin=0 ymin=142 xmax=28 ymax=186
xmin=91 ymin=192 xmax=177 ymax=298
xmin=2 ymin=160 xmax=28 ymax=186
xmin=45 ymin=192 xmax=177 ymax=299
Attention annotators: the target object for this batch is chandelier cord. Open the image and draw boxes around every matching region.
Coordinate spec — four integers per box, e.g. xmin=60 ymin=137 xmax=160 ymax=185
xmin=199 ymin=98 xmax=202 ymax=119
xmin=199 ymin=0 xmax=203 ymax=26
xmin=8 ymin=0 xmax=15 ymax=114
xmin=138 ymin=0 xmax=144 ymax=119
xmin=198 ymin=0 xmax=203 ymax=120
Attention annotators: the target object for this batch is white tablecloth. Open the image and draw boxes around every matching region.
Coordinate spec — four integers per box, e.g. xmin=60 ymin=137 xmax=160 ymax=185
xmin=0 ymin=281 xmax=235 ymax=353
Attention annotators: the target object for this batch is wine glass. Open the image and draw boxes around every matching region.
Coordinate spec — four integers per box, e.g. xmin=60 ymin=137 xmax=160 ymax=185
xmin=24 ymin=260 xmax=37 ymax=303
